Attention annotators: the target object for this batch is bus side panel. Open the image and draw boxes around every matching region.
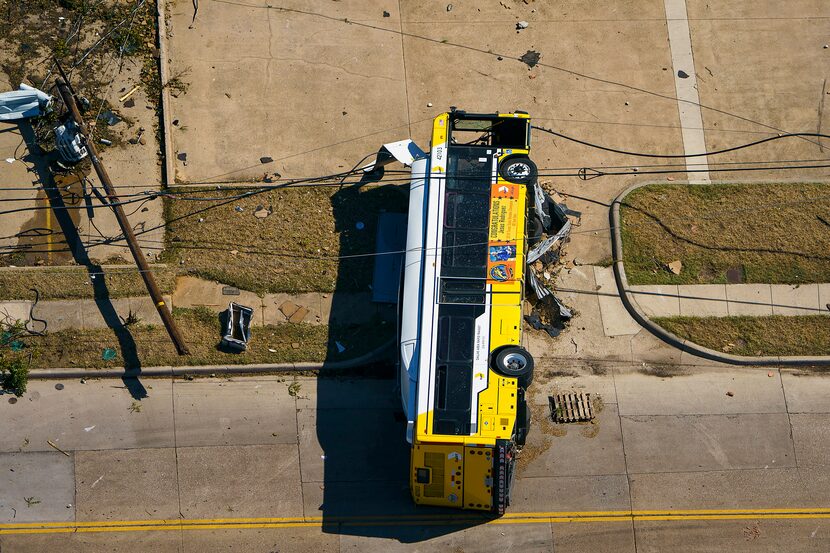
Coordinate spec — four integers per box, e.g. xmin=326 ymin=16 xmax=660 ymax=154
xmin=411 ymin=443 xmax=465 ymax=508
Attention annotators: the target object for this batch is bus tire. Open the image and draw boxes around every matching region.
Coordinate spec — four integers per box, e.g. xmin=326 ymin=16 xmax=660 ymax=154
xmin=499 ymin=157 xmax=537 ymax=184
xmin=492 ymin=346 xmax=534 ymax=387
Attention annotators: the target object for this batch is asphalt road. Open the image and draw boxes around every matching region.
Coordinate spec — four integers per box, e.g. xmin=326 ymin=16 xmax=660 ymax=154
xmin=2 ymin=366 xmax=829 ymax=552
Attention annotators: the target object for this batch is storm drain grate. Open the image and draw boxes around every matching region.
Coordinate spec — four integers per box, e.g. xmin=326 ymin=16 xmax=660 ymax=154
xmin=550 ymin=392 xmax=594 ymax=423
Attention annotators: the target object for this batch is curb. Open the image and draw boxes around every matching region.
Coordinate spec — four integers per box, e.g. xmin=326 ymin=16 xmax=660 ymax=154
xmin=610 ymin=181 xmax=830 ymax=367
xmin=28 ymin=340 xmax=396 ymax=380
xmin=156 ymin=0 xmax=175 ymax=187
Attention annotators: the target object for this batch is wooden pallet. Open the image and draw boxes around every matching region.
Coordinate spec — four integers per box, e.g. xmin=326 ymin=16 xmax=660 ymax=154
xmin=550 ymin=392 xmax=594 ymax=423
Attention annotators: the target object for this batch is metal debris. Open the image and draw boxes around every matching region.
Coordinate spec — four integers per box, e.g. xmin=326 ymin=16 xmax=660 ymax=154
xmin=0 ymin=84 xmax=52 ymax=121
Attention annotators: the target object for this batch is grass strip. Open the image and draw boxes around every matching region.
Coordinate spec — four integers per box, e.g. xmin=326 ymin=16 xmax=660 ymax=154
xmin=654 ymin=315 xmax=830 ymax=356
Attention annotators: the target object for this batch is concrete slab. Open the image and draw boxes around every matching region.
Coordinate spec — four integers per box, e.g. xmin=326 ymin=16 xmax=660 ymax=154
xmin=182 ymin=527 xmax=339 ymax=553
xmin=0 ymin=452 xmax=75 ymax=523
xmin=629 ymin=467 xmax=830 ymax=509
xmin=629 ymin=328 xmax=683 ymax=366
xmin=635 ymin=519 xmax=830 ymax=553
xmin=302 ymin=480 xmax=415 ymax=521
xmin=74 ymin=448 xmax=179 ymax=521
xmin=614 ymin=370 xmax=786 ymax=416
xmin=177 ymin=444 xmax=303 ymax=518
xmin=30 ymin=299 xmax=84 ymax=331
xmin=0 ymin=378 xmax=174 ymax=453
xmin=173 ymin=378 xmax=299 ymax=447
xmin=771 ymin=284 xmax=821 ymax=316
xmin=521 ymin=403 xmax=627 ymax=478
xmin=295 ymin=376 xmax=400 ymax=410
xmin=297 ymin=407 xmax=409 ymax=484
xmin=593 ymin=266 xmax=642 ymax=336
xmin=629 ymin=285 xmax=680 ymax=318
xmin=552 ymin=522 xmax=637 ymax=553
xmin=0 ymin=300 xmax=32 ymax=323
xmin=172 ymin=275 xmax=263 ymax=323
xmin=539 ymin=267 xmax=633 ymax=363
xmin=0 ymin=531 xmax=182 ymax=553
xmin=620 ymin=414 xmax=796 ymax=473
xmin=789 ymin=414 xmax=830 ymax=467
xmin=167 ymin=0 xmax=409 ymax=181
xmin=678 ymin=284 xmax=728 ymax=317
xmin=511 ymin=475 xmax=631 ymax=513
xmin=726 ymin=284 xmax=773 ymax=316
xmin=263 ymin=292 xmax=323 ymax=325
xmin=781 ymin=372 xmax=830 ymax=413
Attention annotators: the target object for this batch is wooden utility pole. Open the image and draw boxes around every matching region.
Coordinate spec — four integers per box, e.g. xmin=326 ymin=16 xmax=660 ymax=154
xmin=54 ymin=70 xmax=190 ymax=355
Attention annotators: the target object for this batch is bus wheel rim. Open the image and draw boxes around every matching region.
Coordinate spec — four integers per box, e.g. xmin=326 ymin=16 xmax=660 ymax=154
xmin=503 ymin=352 xmax=527 ymax=371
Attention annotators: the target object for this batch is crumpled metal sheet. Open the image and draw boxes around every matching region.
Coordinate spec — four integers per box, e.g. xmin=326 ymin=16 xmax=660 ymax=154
xmin=527 ymin=219 xmax=571 ymax=264
xmin=0 ymin=84 xmax=52 ymax=121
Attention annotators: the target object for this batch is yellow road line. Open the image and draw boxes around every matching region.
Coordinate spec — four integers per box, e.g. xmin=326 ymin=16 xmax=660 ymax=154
xmin=3 ymin=508 xmax=830 ymax=535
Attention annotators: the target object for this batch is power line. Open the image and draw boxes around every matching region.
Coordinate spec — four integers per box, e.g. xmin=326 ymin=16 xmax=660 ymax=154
xmin=532 ymin=126 xmax=830 ymax=159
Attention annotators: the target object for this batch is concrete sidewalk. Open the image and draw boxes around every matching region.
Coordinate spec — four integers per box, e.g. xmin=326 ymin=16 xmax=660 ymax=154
xmin=629 ymin=282 xmax=830 ymax=318
xmin=0 ymin=275 xmax=390 ymax=332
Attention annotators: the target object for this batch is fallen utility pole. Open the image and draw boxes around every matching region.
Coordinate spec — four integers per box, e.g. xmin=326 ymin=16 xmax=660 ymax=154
xmin=54 ymin=69 xmax=190 ymax=355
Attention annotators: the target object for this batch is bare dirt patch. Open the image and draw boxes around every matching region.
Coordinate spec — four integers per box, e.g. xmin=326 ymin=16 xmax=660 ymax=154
xmin=620 ymin=183 xmax=830 ymax=285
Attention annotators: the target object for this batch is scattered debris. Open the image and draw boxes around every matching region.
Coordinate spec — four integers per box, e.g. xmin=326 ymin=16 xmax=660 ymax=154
xmin=335 ymin=341 xmax=346 ymax=353
xmin=0 ymin=84 xmax=52 ymax=121
xmin=254 ymin=205 xmax=272 ymax=219
xmin=98 ymin=110 xmax=121 ymax=126
xmin=355 ymin=221 xmax=365 ymax=230
xmin=427 ymin=102 xmax=433 ymax=107
xmin=260 ymin=156 xmax=274 ymax=164
xmin=516 ymin=20 xmax=529 ymax=30
xmin=268 ymin=348 xmax=277 ymax=353
xmin=128 ymin=401 xmax=142 ymax=413
xmin=726 ymin=391 xmax=734 ymax=397
xmin=291 ymin=342 xmax=300 ymax=349
xmin=101 ymin=348 xmax=117 ymax=361
xmin=767 ymin=372 xmax=774 ymax=377
xmin=98 ymin=138 xmax=113 ymax=146
xmin=84 ymin=426 xmax=95 ymax=432
xmin=677 ymin=69 xmax=690 ymax=79
xmin=119 ymin=85 xmax=140 ymax=103
xmin=177 ymin=152 xmax=188 ymax=166
xmin=382 ymin=10 xmax=390 ymax=17
xmin=287 ymin=381 xmax=302 ymax=397
xmin=520 ymin=50 xmax=541 ymax=68
xmin=667 ymin=260 xmax=683 ymax=275
xmin=46 ymin=440 xmax=70 ymax=456
xmin=234 ymin=206 xmax=244 ymax=212
xmin=24 ymin=497 xmax=41 ymax=508
xmin=446 ymin=4 xmax=453 ymax=11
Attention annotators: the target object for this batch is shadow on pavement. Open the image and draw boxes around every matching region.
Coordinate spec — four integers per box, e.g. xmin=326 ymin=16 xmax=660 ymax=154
xmin=16 ymin=121 xmax=146 ymax=399
xmin=314 ymin=183 xmax=489 ymax=542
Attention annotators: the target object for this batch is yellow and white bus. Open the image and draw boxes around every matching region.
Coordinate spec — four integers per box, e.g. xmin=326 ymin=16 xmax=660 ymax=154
xmin=398 ymin=110 xmax=538 ymax=515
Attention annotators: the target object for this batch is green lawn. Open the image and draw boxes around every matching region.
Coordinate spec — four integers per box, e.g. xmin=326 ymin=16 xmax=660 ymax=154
xmin=620 ymin=183 xmax=830 ymax=285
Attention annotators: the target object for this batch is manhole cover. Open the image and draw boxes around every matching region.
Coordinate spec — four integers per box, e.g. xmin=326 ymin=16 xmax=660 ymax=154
xmin=550 ymin=392 xmax=594 ymax=423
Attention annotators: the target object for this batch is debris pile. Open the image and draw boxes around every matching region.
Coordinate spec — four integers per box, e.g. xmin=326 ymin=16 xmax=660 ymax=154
xmin=523 ymin=182 xmax=580 ymax=337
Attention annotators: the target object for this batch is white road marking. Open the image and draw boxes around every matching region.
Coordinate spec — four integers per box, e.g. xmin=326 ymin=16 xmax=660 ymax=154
xmin=664 ymin=0 xmax=710 ymax=184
